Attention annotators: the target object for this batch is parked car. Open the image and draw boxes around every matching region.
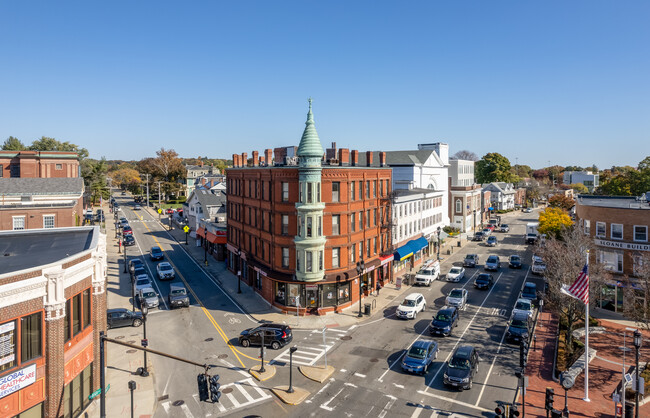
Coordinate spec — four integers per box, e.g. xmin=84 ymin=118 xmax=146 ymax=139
xmin=531 ymin=255 xmax=546 ymax=275
xmin=107 ymin=308 xmax=143 ymax=329
xmin=121 ymin=191 xmax=126 ymax=195
xmin=129 ymin=259 xmax=144 ymax=273
xmin=486 ymin=236 xmax=498 ymax=247
xmin=508 ymin=255 xmax=522 ymax=269
xmin=500 ymin=224 xmax=510 ymax=232
xmin=474 ymin=273 xmax=494 ymax=290
xmin=484 ymin=255 xmax=500 ymax=271
xmin=156 ymin=262 xmax=175 ymax=280
xmin=131 ymin=266 xmax=146 ymax=280
xmin=119 ymin=217 xmax=129 ymax=225
xmin=521 ymin=282 xmax=538 ymax=304
xmin=166 ymin=208 xmax=175 ymax=214
xmin=472 ymin=232 xmax=485 ymax=242
xmin=133 ymin=275 xmax=152 ymax=295
xmin=485 ymin=225 xmax=495 ymax=232
xmin=239 ymin=323 xmax=293 ymax=350
xmin=168 ymin=283 xmax=190 ymax=308
xmin=443 ymin=345 xmax=480 ymax=390
xmin=446 ymin=266 xmax=466 ymax=282
xmin=401 ymin=340 xmax=439 ymax=375
xmin=506 ymin=312 xmax=532 ymax=344
xmin=123 ymin=235 xmax=136 ymax=246
xmin=415 ymin=264 xmax=439 ymax=286
xmin=134 ymin=204 xmax=142 ymax=210
xmin=446 ymin=288 xmax=468 ymax=309
xmin=396 ymin=293 xmax=427 ymax=320
xmin=524 ymin=207 xmax=533 ymax=213
xmin=150 ymin=246 xmax=164 ymax=261
xmin=463 ymin=254 xmax=479 ymax=268
xmin=430 ymin=306 xmax=459 ymax=337
xmin=482 ymin=228 xmax=492 ymax=237
xmin=512 ymin=298 xmax=533 ymax=318
xmin=138 ymin=287 xmax=159 ymax=309
xmin=122 ymin=225 xmax=133 ymax=236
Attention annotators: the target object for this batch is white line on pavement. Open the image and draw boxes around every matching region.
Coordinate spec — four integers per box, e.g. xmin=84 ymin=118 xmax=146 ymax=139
xmin=378 ymin=395 xmax=398 ymax=418
xmin=416 ymin=390 xmax=490 ymax=413
xmin=320 ymin=387 xmax=345 ymax=412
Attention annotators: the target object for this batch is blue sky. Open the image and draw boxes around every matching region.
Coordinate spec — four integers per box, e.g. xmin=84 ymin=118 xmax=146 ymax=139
xmin=1 ymin=1 xmax=648 ymax=169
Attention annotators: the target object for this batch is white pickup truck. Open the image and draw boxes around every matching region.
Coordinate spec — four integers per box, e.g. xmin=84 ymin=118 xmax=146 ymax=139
xmin=526 ymin=222 xmax=539 ymax=244
xmin=414 ymin=261 xmax=440 ymax=286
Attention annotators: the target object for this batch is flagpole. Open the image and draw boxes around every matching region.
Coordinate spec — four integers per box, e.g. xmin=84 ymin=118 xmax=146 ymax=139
xmin=584 ymin=249 xmax=590 ymax=402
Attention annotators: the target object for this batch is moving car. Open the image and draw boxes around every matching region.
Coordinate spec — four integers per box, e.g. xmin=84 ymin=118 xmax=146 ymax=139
xmin=396 ymin=293 xmax=427 ymax=320
xmin=446 ymin=288 xmax=468 ymax=309
xmin=150 ymin=246 xmax=164 ymax=261
xmin=138 ymin=287 xmax=160 ymax=309
xmin=156 ymin=262 xmax=175 ymax=280
xmin=531 ymin=255 xmax=546 ymax=275
xmin=486 ymin=236 xmax=498 ymax=247
xmin=472 ymin=232 xmax=485 ymax=242
xmin=430 ymin=307 xmax=459 ymax=337
xmin=446 ymin=266 xmax=465 ymax=282
xmin=463 ymin=254 xmax=479 ymax=268
xmin=521 ymin=282 xmax=538 ymax=304
xmin=482 ymin=228 xmax=492 ymax=237
xmin=168 ymin=283 xmax=190 ymax=308
xmin=414 ymin=263 xmax=440 ymax=286
xmin=500 ymin=224 xmax=510 ymax=232
xmin=509 ymin=255 xmax=522 ymax=269
xmin=512 ymin=298 xmax=533 ymax=318
xmin=122 ymin=225 xmax=133 ymax=236
xmin=524 ymin=207 xmax=533 ymax=213
xmin=443 ymin=345 xmax=480 ymax=390
xmin=239 ymin=324 xmax=293 ymax=350
xmin=123 ymin=235 xmax=136 ymax=246
xmin=484 ymin=255 xmax=500 ymax=271
xmin=474 ymin=273 xmax=494 ymax=290
xmin=107 ymin=308 xmax=143 ymax=329
xmin=401 ymin=340 xmax=439 ymax=375
xmin=506 ymin=312 xmax=532 ymax=344
xmin=134 ymin=204 xmax=142 ymax=210
xmin=129 ymin=259 xmax=144 ymax=274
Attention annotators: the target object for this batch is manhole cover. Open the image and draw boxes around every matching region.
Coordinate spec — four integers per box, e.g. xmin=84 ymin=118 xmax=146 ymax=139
xmin=157 ymin=395 xmax=169 ymax=401
xmin=115 ymin=336 xmax=125 ymax=339
xmin=205 ymin=338 xmax=214 ymax=342
xmin=172 ymin=400 xmax=185 ymax=406
xmin=370 ymin=358 xmax=379 ymax=363
xmin=218 ymin=354 xmax=228 ymax=359
xmin=222 ymin=388 xmax=234 ymax=394
xmin=126 ymin=349 xmax=137 ymax=354
xmin=340 ymin=336 xmax=352 ymax=341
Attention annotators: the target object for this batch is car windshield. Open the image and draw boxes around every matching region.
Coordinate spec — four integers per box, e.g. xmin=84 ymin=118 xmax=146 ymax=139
xmin=142 ymin=291 xmax=156 ymax=298
xmin=449 ymin=357 xmax=470 ymax=369
xmin=449 ymin=290 xmax=463 ymax=298
xmin=401 ymin=299 xmax=416 ymax=307
xmin=418 ymin=269 xmax=432 ymax=275
xmin=488 ymin=237 xmax=496 ymax=241
xmin=407 ymin=346 xmax=427 ymax=359
xmin=533 ymin=261 xmax=545 ymax=266
xmin=510 ymin=319 xmax=528 ymax=329
xmin=476 ymin=275 xmax=490 ymax=282
xmin=171 ymin=289 xmax=186 ymax=296
xmin=436 ymin=313 xmax=451 ymax=321
xmin=449 ymin=267 xmax=461 ymax=274
xmin=160 ymin=265 xmax=173 ymax=271
xmin=502 ymin=224 xmax=508 ymax=228
xmin=487 ymin=257 xmax=498 ymax=263
xmin=511 ymin=256 xmax=520 ymax=262
xmin=136 ymin=279 xmax=149 ymax=286
xmin=515 ymin=301 xmax=531 ymax=310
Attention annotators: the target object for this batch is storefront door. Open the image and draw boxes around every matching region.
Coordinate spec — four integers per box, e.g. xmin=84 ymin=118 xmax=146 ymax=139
xmin=306 ymin=284 xmax=318 ymax=309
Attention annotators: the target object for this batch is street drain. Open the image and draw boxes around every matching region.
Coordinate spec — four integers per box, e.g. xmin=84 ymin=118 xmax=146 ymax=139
xmin=205 ymin=337 xmax=214 ymax=342
xmin=370 ymin=358 xmax=379 ymax=363
xmin=222 ymin=388 xmax=234 ymax=394
xmin=158 ymin=395 xmax=169 ymax=401
xmin=126 ymin=349 xmax=137 ymax=354
xmin=172 ymin=400 xmax=185 ymax=406
xmin=340 ymin=336 xmax=352 ymax=341
xmin=218 ymin=354 xmax=228 ymax=359
xmin=115 ymin=335 xmax=125 ymax=339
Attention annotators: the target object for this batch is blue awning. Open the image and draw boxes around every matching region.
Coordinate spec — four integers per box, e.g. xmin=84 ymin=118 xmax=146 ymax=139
xmin=409 ymin=237 xmax=429 ymax=251
xmin=394 ymin=243 xmax=414 ymax=261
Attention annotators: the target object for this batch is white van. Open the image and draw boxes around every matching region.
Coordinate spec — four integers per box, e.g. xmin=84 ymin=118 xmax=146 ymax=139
xmin=414 ymin=261 xmax=440 ymax=286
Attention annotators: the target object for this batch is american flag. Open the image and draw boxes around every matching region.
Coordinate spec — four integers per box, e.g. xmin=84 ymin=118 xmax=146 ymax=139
xmin=562 ymin=264 xmax=589 ymax=304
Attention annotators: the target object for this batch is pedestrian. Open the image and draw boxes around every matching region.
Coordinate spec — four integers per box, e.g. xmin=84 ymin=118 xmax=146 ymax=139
xmin=376 ymin=281 xmax=381 ymax=296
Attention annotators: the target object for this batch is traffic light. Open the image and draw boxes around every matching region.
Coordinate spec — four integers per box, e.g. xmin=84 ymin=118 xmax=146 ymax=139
xmin=209 ymin=374 xmax=221 ymax=403
xmin=510 ymin=405 xmax=520 ymax=417
xmin=494 ymin=405 xmax=505 ymax=418
xmin=197 ymin=374 xmax=209 ymax=402
xmin=545 ymin=387 xmax=555 ymax=411
xmin=519 ymin=340 xmax=529 ymax=368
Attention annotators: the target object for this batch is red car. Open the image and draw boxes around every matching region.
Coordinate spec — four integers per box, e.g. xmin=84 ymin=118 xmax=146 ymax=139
xmin=486 ymin=225 xmax=495 ymax=231
xmin=166 ymin=208 xmax=175 ymax=215
xmin=122 ymin=225 xmax=133 ymax=236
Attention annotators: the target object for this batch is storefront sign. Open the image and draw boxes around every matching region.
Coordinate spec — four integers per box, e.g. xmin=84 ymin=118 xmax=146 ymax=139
xmin=0 ymin=363 xmax=36 ymax=399
xmin=595 ymin=239 xmax=650 ymax=252
xmin=306 ymin=284 xmax=318 ymax=291
xmin=0 ymin=322 xmax=15 ymax=367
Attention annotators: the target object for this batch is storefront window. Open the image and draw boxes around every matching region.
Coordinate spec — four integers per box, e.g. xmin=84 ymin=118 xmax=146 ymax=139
xmin=338 ymin=282 xmax=351 ymax=304
xmin=287 ymin=284 xmax=302 ymax=307
xmin=15 ymin=402 xmax=43 ymax=418
xmin=0 ymin=320 xmax=17 ymax=372
xmin=275 ymin=283 xmax=286 ymax=305
xmin=306 ymin=285 xmax=318 ymax=308
xmin=322 ymin=283 xmax=337 ymax=307
xmin=600 ymin=284 xmax=616 ymax=311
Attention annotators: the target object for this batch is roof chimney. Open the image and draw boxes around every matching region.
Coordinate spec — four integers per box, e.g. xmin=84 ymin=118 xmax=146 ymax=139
xmin=366 ymin=151 xmax=374 ymax=167
xmin=232 ymin=154 xmax=239 ymax=167
xmin=265 ymin=149 xmax=273 ymax=166
xmin=252 ymin=151 xmax=259 ymax=166
xmin=351 ymin=150 xmax=359 ymax=167
xmin=241 ymin=152 xmax=248 ymax=167
xmin=338 ymin=148 xmax=349 ymax=166
xmin=379 ymin=152 xmax=387 ymax=167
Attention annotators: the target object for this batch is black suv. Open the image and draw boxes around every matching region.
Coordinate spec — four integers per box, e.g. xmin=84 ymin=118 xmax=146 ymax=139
xmin=474 ymin=273 xmax=494 ymax=290
xmin=430 ymin=306 xmax=459 ymax=337
xmin=239 ymin=324 xmax=293 ymax=350
xmin=463 ymin=254 xmax=479 ymax=268
xmin=506 ymin=312 xmax=532 ymax=344
xmin=508 ymin=255 xmax=522 ymax=269
xmin=107 ymin=308 xmax=143 ymax=329
xmin=443 ymin=345 xmax=480 ymax=390
xmin=168 ymin=283 xmax=190 ymax=309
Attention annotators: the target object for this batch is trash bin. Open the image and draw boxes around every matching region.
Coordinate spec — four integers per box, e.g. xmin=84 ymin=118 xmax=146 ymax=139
xmin=364 ymin=303 xmax=371 ymax=315
xmin=625 ymin=402 xmax=634 ymax=418
xmin=457 ymin=241 xmax=461 ymax=247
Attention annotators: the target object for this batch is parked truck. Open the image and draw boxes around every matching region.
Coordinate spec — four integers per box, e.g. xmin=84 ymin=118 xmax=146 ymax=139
xmin=525 ymin=222 xmax=539 ymax=244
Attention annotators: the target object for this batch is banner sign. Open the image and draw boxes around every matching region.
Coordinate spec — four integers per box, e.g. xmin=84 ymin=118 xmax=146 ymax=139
xmin=0 ymin=363 xmax=36 ymax=399
xmin=595 ymin=239 xmax=650 ymax=252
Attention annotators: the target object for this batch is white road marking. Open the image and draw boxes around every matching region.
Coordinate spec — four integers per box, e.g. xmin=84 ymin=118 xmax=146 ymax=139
xmin=475 ymin=325 xmax=508 ymax=406
xmin=349 ymin=325 xmax=358 ymax=330
xmin=378 ymin=394 xmax=398 ymax=418
xmin=161 ymin=401 xmax=170 ymax=413
xmin=180 ymin=404 xmax=195 ymax=418
xmin=354 ymin=372 xmax=366 ymax=378
xmin=344 ymin=382 xmax=357 ymax=387
xmin=320 ymin=387 xmax=345 ymax=411
xmin=306 ymin=378 xmax=335 ymax=403
xmin=416 ymin=390 xmax=490 ymax=413
xmin=393 ymin=383 xmax=405 ymax=389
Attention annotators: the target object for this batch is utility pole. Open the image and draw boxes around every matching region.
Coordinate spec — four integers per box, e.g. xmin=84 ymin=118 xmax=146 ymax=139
xmin=156 ymin=181 xmax=163 ymax=208
xmin=144 ymin=173 xmax=150 ymax=209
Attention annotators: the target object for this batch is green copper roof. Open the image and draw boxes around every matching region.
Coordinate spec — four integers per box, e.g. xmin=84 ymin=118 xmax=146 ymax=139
xmin=297 ymin=98 xmax=324 ymax=158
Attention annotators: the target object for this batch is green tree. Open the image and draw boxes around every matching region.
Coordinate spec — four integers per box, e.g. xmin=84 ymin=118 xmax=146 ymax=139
xmin=81 ymin=158 xmax=110 ymax=205
xmin=513 ymin=164 xmax=532 ymax=178
xmin=548 ymin=194 xmax=575 ymax=211
xmin=475 ymin=153 xmax=515 ymax=184
xmin=2 ymin=136 xmax=26 ymax=150
xmin=538 ymin=207 xmax=573 ymax=239
xmin=28 ymin=136 xmax=89 ymax=160
xmin=569 ymin=183 xmax=589 ymax=194
xmin=451 ymin=150 xmax=479 ymax=161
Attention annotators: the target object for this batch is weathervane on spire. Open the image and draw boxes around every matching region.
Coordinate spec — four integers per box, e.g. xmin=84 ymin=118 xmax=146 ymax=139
xmin=308 ymin=97 xmax=312 ymax=110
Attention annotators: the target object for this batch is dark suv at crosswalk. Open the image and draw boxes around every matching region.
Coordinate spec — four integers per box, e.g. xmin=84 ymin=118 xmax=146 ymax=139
xmin=239 ymin=324 xmax=293 ymax=350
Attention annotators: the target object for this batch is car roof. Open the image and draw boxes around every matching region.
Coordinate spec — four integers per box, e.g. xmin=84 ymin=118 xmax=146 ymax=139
xmin=488 ymin=236 xmax=496 ymax=239
xmin=510 ymin=255 xmax=520 ymax=258
xmin=170 ymin=283 xmax=186 ymax=290
xmin=477 ymin=273 xmax=492 ymax=279
xmin=151 ymin=246 xmax=161 ymax=251
xmin=258 ymin=323 xmax=290 ymax=330
xmin=512 ymin=312 xmax=530 ymax=321
xmin=159 ymin=262 xmax=172 ymax=267
xmin=516 ymin=298 xmax=531 ymax=304
xmin=439 ymin=306 xmax=457 ymax=315
xmin=454 ymin=345 xmax=474 ymax=359
xmin=140 ymin=286 xmax=156 ymax=293
xmin=487 ymin=255 xmax=499 ymax=260
xmin=107 ymin=308 xmax=129 ymax=313
xmin=412 ymin=340 xmax=434 ymax=349
xmin=524 ymin=282 xmax=536 ymax=288
xmin=405 ymin=293 xmax=423 ymax=300
xmin=135 ymin=275 xmax=150 ymax=281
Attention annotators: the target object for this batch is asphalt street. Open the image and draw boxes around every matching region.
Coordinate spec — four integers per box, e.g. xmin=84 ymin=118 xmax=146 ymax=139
xmin=107 ymin=195 xmax=545 ymax=417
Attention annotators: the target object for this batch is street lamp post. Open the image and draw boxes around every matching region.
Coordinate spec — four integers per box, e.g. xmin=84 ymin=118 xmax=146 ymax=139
xmin=139 ymin=305 xmax=149 ymax=377
xmin=123 ymin=242 xmax=127 ymax=273
xmin=130 ymin=272 xmax=136 ymax=312
xmin=356 ymin=260 xmax=365 ymax=318
xmin=128 ymin=380 xmax=136 ymax=418
xmin=634 ymin=329 xmax=642 ymax=418
xmin=437 ymin=226 xmax=441 ymax=260
xmin=237 ymin=270 xmax=242 ymax=294
xmin=287 ymin=346 xmax=298 ymax=393
xmin=259 ymin=332 xmax=266 ymax=373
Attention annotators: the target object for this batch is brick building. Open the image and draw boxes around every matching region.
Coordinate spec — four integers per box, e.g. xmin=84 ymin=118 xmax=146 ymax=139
xmin=0 ymin=226 xmax=107 ymax=417
xmin=0 ymin=151 xmax=80 ymax=179
xmin=0 ymin=178 xmax=84 ymax=231
xmin=575 ymin=194 xmax=650 ymax=314
xmin=226 ymin=102 xmax=393 ymax=314
xmin=448 ymin=159 xmax=482 ymax=233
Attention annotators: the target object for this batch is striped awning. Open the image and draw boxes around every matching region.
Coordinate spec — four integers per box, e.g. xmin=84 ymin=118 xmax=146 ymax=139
xmin=196 ymin=227 xmax=205 ymax=238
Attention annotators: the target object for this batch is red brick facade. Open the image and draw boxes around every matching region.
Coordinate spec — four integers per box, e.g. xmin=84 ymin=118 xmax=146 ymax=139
xmin=0 ymin=151 xmax=79 ymax=178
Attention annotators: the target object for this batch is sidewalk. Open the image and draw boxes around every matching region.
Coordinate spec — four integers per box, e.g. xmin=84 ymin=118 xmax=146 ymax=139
xmin=154 ymin=207 xmax=468 ymax=330
xmin=525 ymin=311 xmax=650 ymax=417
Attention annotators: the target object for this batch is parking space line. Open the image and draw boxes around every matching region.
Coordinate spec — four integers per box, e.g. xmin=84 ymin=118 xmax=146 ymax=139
xmin=416 ymin=390 xmax=490 ymax=413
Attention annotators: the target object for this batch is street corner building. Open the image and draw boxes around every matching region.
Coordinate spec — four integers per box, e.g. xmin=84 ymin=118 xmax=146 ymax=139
xmin=226 ymin=101 xmax=394 ymax=315
xmin=0 ymin=226 xmax=107 ymax=417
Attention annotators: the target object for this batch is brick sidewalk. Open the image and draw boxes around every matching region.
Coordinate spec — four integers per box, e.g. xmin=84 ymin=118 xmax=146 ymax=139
xmin=525 ymin=312 xmax=650 ymax=417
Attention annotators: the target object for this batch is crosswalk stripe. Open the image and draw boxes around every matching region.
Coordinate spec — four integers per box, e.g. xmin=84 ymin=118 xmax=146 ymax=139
xmin=236 ymin=381 xmax=256 ymax=403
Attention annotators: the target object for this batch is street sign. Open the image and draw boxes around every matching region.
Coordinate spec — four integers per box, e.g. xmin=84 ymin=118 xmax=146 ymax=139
xmin=632 ymin=377 xmax=645 ymax=394
xmin=88 ymin=384 xmax=110 ymax=400
xmin=141 ymin=338 xmax=148 ymax=347
xmin=625 ymin=373 xmax=633 ymax=385
xmin=158 ymin=208 xmax=162 ymax=214
xmin=183 ymin=225 xmax=190 ymax=233
xmin=613 ymin=393 xmax=620 ymax=404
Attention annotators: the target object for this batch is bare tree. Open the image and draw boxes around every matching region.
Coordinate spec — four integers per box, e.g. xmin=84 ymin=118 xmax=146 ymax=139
xmin=622 ymin=253 xmax=650 ymax=330
xmin=451 ymin=150 xmax=479 ymax=161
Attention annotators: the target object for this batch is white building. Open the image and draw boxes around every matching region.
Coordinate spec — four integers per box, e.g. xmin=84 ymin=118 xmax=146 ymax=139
xmin=449 ymin=159 xmax=483 ymax=232
xmin=563 ymin=171 xmax=599 ymax=192
xmin=483 ymin=182 xmax=516 ymax=211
